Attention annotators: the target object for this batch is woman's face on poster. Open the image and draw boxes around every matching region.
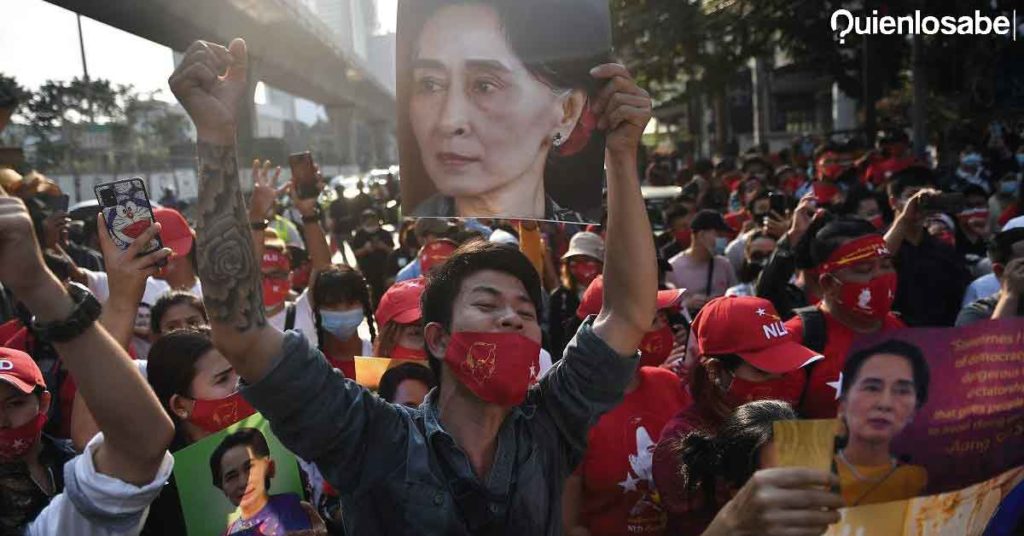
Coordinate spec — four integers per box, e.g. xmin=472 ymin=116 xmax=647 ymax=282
xmin=841 ymin=353 xmax=918 ymax=446
xmin=410 ymin=3 xmax=579 ymax=200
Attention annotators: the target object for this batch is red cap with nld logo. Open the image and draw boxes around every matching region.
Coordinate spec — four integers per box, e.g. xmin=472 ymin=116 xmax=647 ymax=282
xmin=0 ymin=347 xmax=47 ymax=394
xmin=691 ymin=296 xmax=822 ymax=374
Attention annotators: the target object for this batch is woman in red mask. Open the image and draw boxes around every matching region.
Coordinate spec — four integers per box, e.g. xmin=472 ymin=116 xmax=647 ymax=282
xmin=136 ymin=328 xmax=257 ymax=535
xmin=546 ymin=231 xmax=605 ymax=359
xmin=651 ymin=296 xmax=822 ymax=535
xmin=373 ymin=277 xmax=427 ymax=361
xmin=783 ymin=216 xmax=905 ymax=420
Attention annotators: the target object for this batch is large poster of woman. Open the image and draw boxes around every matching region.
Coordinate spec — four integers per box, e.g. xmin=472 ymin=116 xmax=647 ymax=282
xmin=397 ymin=0 xmax=612 ymax=223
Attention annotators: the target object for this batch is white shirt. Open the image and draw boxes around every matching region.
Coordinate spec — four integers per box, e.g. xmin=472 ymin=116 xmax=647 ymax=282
xmin=84 ymin=270 xmax=203 ymax=358
xmin=27 ymin=433 xmax=174 ymax=536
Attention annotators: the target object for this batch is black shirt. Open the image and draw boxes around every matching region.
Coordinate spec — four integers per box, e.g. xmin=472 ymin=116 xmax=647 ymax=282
xmin=351 ymin=228 xmax=394 ymax=284
xmin=0 ymin=434 xmax=75 ymax=535
xmin=893 ymin=233 xmax=971 ymax=327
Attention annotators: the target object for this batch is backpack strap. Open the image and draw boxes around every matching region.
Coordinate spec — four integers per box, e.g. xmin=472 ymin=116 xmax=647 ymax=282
xmin=794 ymin=306 xmax=827 ymax=353
xmin=284 ymin=302 xmax=297 ymax=332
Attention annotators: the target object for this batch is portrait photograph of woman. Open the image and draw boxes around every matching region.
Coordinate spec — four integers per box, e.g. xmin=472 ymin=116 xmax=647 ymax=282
xmin=397 ymin=0 xmax=611 ymax=222
xmin=834 ymin=339 xmax=931 ymax=507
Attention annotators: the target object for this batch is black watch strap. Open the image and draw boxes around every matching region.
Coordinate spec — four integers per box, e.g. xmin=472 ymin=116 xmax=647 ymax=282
xmin=302 ymin=212 xmax=321 ymax=224
xmin=32 ymin=282 xmax=102 ymax=344
xmin=250 ymin=220 xmax=270 ymax=231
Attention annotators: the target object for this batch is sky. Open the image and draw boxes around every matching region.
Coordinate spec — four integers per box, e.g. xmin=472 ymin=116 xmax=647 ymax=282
xmin=0 ymin=0 xmax=399 ymax=104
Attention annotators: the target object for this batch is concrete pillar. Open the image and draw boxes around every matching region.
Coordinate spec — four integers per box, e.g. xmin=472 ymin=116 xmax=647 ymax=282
xmin=326 ymin=103 xmax=357 ymax=167
xmin=751 ymin=56 xmax=771 ymax=148
xmin=369 ymin=120 xmax=393 ymax=168
xmin=236 ymin=59 xmax=259 ymax=181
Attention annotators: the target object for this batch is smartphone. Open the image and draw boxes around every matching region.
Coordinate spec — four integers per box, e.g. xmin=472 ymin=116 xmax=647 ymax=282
xmin=94 ymin=178 xmax=166 ymax=265
xmin=768 ymin=192 xmax=788 ymax=216
xmin=921 ymin=192 xmax=965 ymax=214
xmin=288 ymin=151 xmax=320 ymax=199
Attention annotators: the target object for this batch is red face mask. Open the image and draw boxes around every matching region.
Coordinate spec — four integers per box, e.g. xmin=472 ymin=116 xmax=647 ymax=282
xmin=568 ymin=259 xmax=602 ymax=288
xmin=934 ymin=229 xmax=956 ymax=247
xmin=674 ymin=229 xmax=692 ymax=246
xmin=0 ymin=413 xmax=47 ymax=462
xmin=391 ymin=345 xmax=427 ymax=361
xmin=867 ymin=215 xmax=885 ymax=230
xmin=443 ymin=332 xmax=541 ymax=407
xmin=812 ymin=182 xmax=840 ymax=204
xmin=187 ymin=391 xmax=257 ymax=433
xmin=835 ymin=272 xmax=897 ymax=321
xmin=290 ymin=263 xmax=312 ymax=291
xmin=725 ymin=372 xmax=805 ymax=407
xmin=639 ymin=325 xmax=675 ymax=368
xmin=263 ymin=277 xmax=290 ymax=309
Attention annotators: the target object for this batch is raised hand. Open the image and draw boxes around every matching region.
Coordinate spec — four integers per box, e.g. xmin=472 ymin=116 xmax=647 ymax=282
xmin=590 ymin=64 xmax=652 ymax=156
xmin=248 ymin=159 xmax=285 ymax=222
xmin=168 ymin=38 xmax=248 ymax=145
xmin=97 ymin=213 xmax=172 ymax=309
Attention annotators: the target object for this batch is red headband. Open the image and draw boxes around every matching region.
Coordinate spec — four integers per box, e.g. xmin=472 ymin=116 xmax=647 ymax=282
xmin=819 ymin=235 xmax=889 ymax=274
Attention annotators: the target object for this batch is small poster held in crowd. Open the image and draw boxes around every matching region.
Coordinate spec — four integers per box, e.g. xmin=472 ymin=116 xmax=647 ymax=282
xmin=397 ymin=0 xmax=611 ymax=223
xmin=172 ymin=413 xmax=326 ymax=536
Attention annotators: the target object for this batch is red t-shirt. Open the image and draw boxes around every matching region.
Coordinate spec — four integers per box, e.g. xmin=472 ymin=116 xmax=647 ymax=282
xmin=577 ymin=367 xmax=690 ymax=536
xmin=723 ymin=210 xmax=750 ymax=235
xmin=784 ymin=308 xmax=905 ymax=419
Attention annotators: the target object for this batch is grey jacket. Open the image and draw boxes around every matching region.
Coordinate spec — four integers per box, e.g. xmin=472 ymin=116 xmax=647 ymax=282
xmin=241 ymin=319 xmax=637 ymax=535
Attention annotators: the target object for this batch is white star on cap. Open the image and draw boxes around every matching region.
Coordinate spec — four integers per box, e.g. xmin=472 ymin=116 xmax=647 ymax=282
xmin=826 ymin=373 xmax=843 ymax=399
xmin=756 ymin=308 xmax=767 ymax=317
xmin=619 ymin=473 xmax=640 ymax=492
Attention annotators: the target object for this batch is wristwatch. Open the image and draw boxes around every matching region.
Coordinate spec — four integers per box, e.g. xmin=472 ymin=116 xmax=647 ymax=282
xmin=32 ymin=282 xmax=102 ymax=344
xmin=250 ymin=219 xmax=270 ymax=231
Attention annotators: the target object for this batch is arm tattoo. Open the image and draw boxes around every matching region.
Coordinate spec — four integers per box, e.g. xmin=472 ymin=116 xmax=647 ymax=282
xmin=195 ymin=142 xmax=266 ymax=332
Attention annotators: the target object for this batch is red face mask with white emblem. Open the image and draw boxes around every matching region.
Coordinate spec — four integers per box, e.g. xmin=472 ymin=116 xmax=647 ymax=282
xmin=568 ymin=259 xmax=602 ymax=289
xmin=187 ymin=391 xmax=257 ymax=433
xmin=443 ymin=332 xmax=541 ymax=407
xmin=0 ymin=413 xmax=46 ymax=462
xmin=638 ymin=325 xmax=675 ymax=368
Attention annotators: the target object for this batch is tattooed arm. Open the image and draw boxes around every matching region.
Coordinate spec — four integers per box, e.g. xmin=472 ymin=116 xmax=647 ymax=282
xmin=170 ymin=38 xmax=284 ymax=382
xmin=195 ymin=142 xmax=285 ymax=381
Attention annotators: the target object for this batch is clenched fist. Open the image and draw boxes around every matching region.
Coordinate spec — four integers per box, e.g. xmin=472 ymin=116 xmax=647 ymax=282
xmin=169 ymin=38 xmax=249 ymax=146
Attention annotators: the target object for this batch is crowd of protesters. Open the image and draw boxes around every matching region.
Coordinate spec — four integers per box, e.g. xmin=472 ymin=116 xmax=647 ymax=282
xmin=0 ymin=35 xmax=1022 ymax=536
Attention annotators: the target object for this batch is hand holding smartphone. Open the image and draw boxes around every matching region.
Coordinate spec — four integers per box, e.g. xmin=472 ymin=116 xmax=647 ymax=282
xmin=288 ymin=151 xmax=321 ymax=200
xmin=94 ymin=179 xmax=166 ymax=266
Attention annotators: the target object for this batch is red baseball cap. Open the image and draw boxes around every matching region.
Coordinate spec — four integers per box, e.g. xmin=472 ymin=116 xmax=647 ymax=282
xmin=691 ymin=296 xmax=822 ymax=374
xmin=0 ymin=347 xmax=46 ymax=394
xmin=576 ymin=276 xmax=685 ymax=319
xmin=153 ymin=207 xmax=194 ymax=258
xmin=420 ymin=239 xmax=458 ymax=273
xmin=376 ymin=277 xmax=426 ymax=326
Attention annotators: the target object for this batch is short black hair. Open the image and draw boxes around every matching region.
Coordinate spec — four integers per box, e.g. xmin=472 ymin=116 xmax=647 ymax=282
xmin=841 ymin=339 xmax=930 ymax=408
xmin=664 ymin=204 xmax=689 ymax=225
xmin=989 ymin=229 xmax=1024 ymax=266
xmin=378 ymin=363 xmax=437 ymax=404
xmin=421 ymin=241 xmax=542 ymax=380
xmin=210 ymin=427 xmax=271 ymax=489
xmin=150 ymin=291 xmax=208 ymax=335
xmin=887 ymin=166 xmax=937 ymax=200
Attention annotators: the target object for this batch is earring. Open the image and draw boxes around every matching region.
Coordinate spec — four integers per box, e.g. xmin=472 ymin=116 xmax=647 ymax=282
xmin=553 ymin=133 xmax=565 ymax=147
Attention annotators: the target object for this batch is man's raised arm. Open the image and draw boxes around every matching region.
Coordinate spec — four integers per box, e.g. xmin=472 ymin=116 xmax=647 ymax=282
xmin=589 ymin=64 xmax=657 ymax=356
xmin=169 ymin=38 xmax=283 ymax=381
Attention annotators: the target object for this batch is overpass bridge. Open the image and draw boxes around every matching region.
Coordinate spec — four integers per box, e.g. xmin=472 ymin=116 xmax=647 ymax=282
xmin=48 ymin=0 xmax=396 ymax=168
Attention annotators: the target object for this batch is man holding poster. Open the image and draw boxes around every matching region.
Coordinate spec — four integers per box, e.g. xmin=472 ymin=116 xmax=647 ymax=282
xmin=169 ymin=33 xmax=660 ymax=534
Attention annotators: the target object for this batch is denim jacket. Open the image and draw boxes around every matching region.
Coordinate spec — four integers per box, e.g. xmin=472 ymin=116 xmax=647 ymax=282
xmin=241 ymin=318 xmax=637 ymax=535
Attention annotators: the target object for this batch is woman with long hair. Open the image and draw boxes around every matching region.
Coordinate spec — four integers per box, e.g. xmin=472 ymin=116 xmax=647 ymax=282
xmin=310 ymin=265 xmax=376 ymax=379
xmin=651 ymin=296 xmax=820 ymax=535
xmin=674 ymin=400 xmax=797 ymax=533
